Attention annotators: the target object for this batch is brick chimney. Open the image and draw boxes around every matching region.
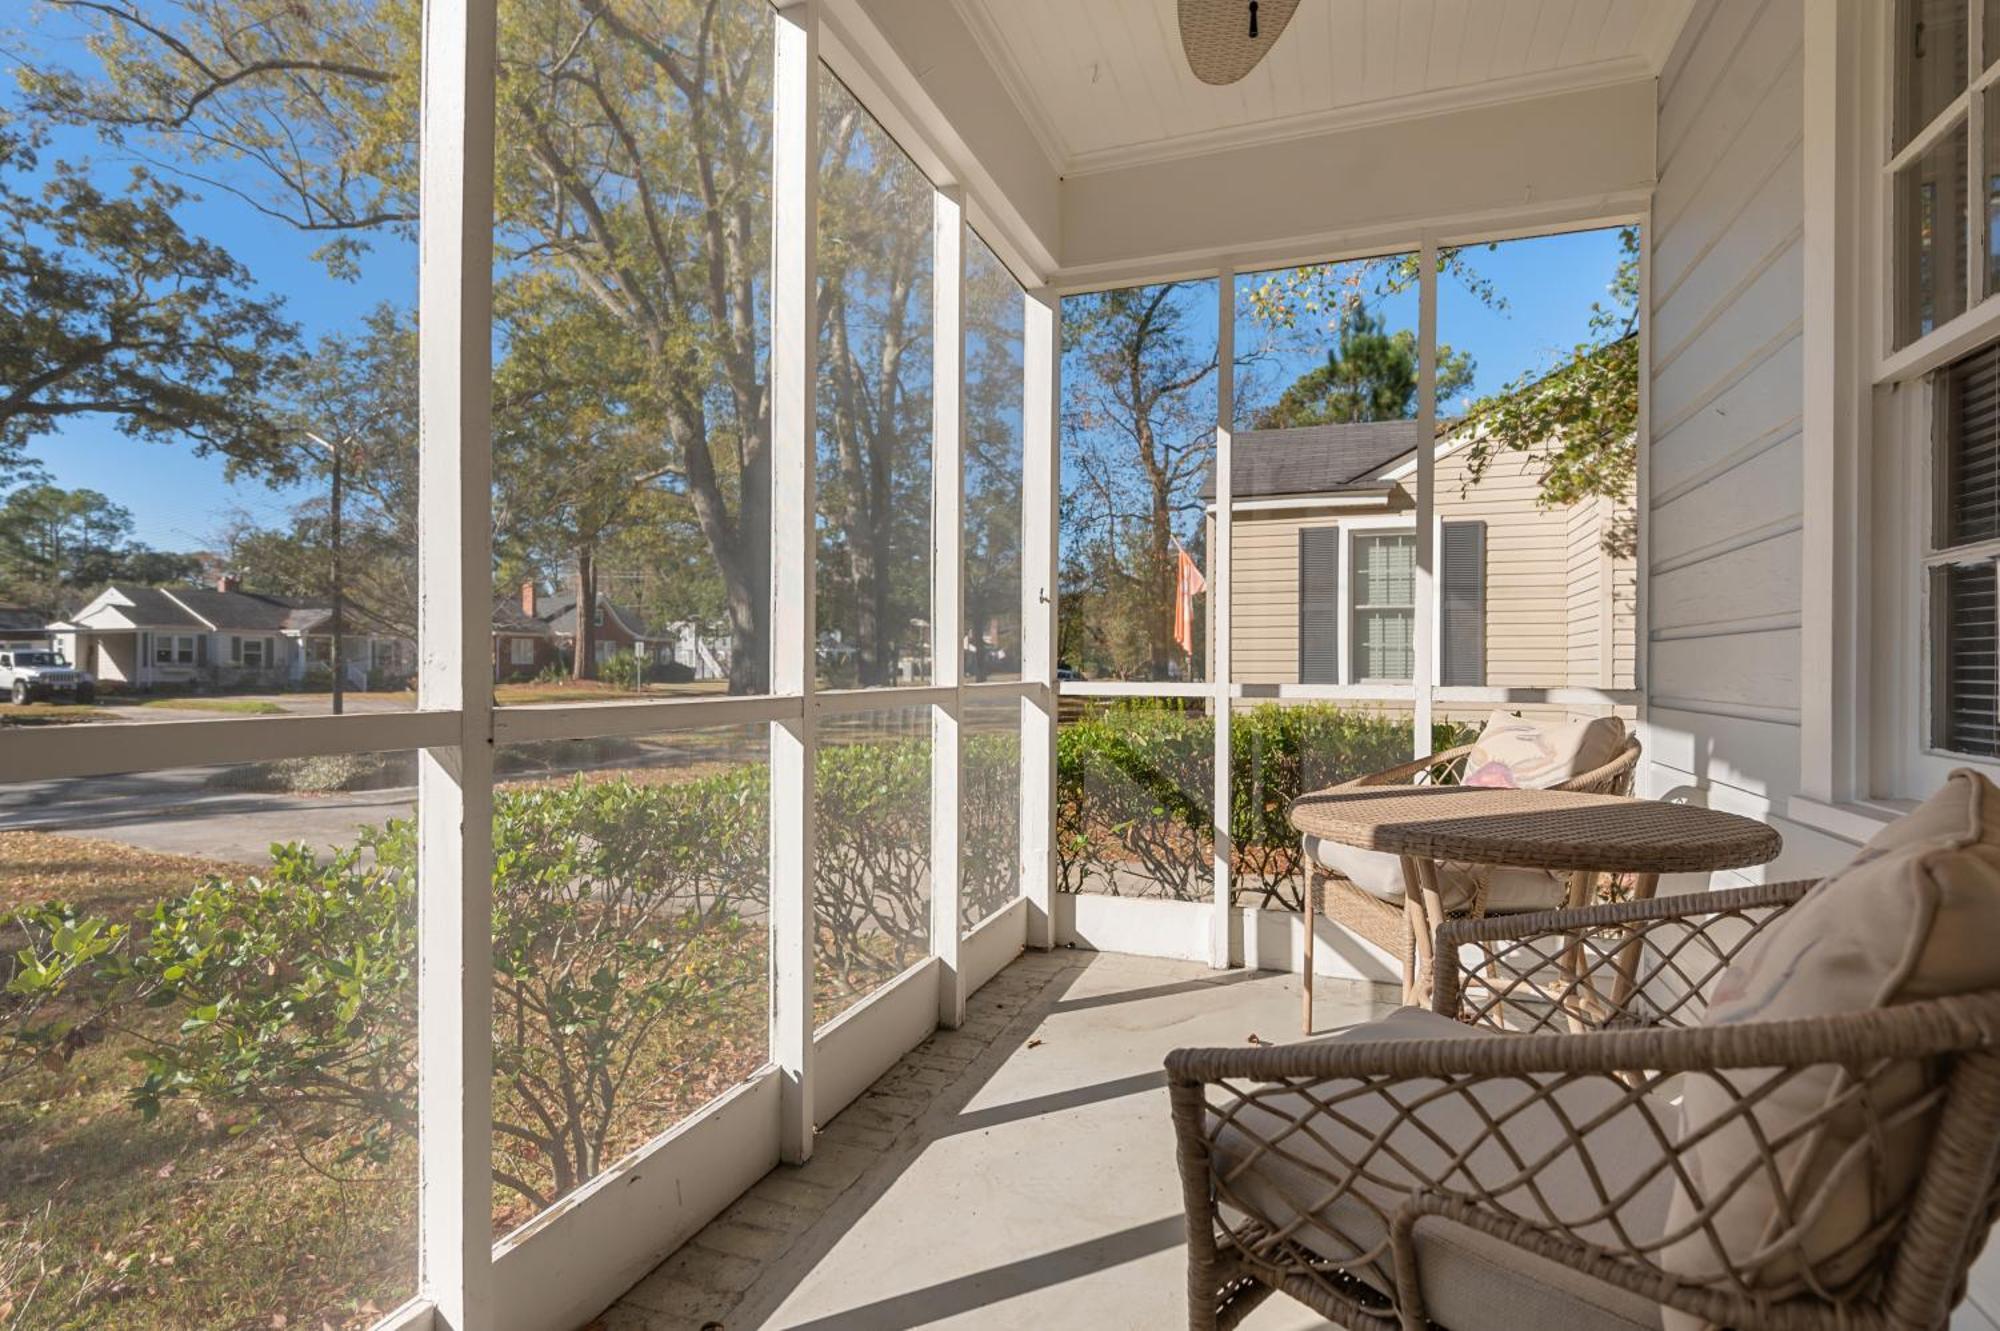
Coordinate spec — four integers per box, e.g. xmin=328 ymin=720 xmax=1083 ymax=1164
xmin=216 ymin=572 xmax=240 ymax=594
xmin=521 ymin=580 xmax=537 ymax=617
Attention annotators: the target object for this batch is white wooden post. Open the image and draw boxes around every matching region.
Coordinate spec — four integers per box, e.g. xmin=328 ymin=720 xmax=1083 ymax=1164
xmin=1799 ymin=0 xmax=1871 ymax=804
xmin=1210 ymin=269 xmax=1235 ymax=970
xmin=415 ymin=0 xmax=496 ymax=1322
xmin=1021 ymin=287 xmax=1061 ymax=949
xmin=1414 ymin=238 xmax=1438 ymax=758
xmin=931 ymin=185 xmax=967 ymax=1027
xmin=769 ymin=0 xmax=819 ymax=1166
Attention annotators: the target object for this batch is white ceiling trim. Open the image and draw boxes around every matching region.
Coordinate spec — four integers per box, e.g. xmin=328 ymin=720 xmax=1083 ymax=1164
xmin=1055 ymin=54 xmax=1658 ymax=178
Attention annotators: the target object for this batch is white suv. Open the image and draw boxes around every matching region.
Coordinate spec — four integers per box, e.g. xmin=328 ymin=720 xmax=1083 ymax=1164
xmin=0 ymin=647 xmax=95 ymax=705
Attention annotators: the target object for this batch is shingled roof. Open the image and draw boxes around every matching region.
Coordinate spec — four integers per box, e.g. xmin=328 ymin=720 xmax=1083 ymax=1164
xmin=1199 ymin=420 xmax=1424 ymax=501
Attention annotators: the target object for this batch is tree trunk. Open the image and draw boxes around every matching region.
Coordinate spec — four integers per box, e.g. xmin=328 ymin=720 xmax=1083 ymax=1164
xmin=573 ymin=547 xmax=597 ymax=680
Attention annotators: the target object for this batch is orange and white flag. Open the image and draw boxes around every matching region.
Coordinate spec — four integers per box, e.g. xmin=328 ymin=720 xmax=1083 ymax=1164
xmin=1173 ymin=537 xmax=1206 ymax=656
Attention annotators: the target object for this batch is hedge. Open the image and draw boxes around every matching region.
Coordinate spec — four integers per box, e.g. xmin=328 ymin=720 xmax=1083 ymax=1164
xmin=1056 ymin=701 xmax=1475 ymax=909
xmin=1 ymin=701 xmax=1432 ymax=1221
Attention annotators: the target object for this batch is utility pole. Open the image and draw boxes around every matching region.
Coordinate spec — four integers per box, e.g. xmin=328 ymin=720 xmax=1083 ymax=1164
xmin=330 ymin=438 xmax=345 ymax=715
xmin=306 ymin=429 xmax=348 ymax=715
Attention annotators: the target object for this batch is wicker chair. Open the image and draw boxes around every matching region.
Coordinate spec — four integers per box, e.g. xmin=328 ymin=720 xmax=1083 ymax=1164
xmin=1303 ymin=733 xmax=1642 ymax=1011
xmin=1169 ymin=882 xmax=2000 ymax=1331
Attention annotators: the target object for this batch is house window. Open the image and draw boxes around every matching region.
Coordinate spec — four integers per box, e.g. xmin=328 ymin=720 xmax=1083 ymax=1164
xmin=232 ymin=636 xmax=267 ymax=668
xmin=1890 ymin=0 xmax=1998 ymax=348
xmin=1350 ymin=532 xmax=1416 ymax=682
xmin=1931 ymin=343 xmax=2000 ymax=755
xmin=155 ymin=634 xmax=196 ymax=665
xmin=510 ymin=637 xmax=535 ymax=666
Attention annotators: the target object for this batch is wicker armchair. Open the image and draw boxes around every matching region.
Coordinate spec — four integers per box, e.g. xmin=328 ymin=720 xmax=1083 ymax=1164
xmin=1304 ymin=733 xmax=1642 ymax=1008
xmin=1170 ymin=882 xmax=2000 ymax=1331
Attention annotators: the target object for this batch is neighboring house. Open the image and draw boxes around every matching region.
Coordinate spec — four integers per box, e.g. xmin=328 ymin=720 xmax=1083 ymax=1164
xmin=504 ymin=582 xmax=708 ymax=681
xmin=0 ymin=604 xmax=52 ymax=649
xmin=1203 ymin=419 xmax=1635 ymax=701
xmin=51 ymin=577 xmax=414 ymax=691
xmin=491 ymin=587 xmax=557 ymax=682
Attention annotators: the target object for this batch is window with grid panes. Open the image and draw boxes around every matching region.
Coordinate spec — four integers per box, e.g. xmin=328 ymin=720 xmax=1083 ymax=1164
xmin=1898 ymin=3 xmax=2000 ymax=752
xmin=1889 ymin=0 xmax=1997 ymax=348
xmin=1350 ymin=531 xmax=1416 ymax=683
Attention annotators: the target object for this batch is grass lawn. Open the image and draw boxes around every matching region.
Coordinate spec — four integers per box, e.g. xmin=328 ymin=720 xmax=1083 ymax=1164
xmin=0 ymin=704 xmax=116 ymax=727
xmin=0 ymin=832 xmax=415 ymax=1329
xmin=134 ymin=697 xmax=288 ymax=716
xmin=493 ymin=678 xmax=729 ymax=706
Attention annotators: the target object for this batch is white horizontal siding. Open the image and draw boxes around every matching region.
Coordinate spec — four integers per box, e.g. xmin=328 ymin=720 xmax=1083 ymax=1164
xmin=1644 ymin=0 xmax=1805 ymax=814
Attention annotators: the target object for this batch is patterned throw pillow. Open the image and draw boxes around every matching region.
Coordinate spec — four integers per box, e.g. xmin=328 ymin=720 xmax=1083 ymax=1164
xmin=1461 ymin=709 xmax=1625 ymax=790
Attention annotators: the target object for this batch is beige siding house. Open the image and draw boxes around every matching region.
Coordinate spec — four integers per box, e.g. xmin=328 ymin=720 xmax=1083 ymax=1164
xmin=1208 ymin=420 xmax=1635 ymax=700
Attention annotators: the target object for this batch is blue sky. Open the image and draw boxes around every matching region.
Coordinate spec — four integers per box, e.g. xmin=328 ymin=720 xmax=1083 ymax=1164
xmin=6 ymin=5 xmax=1626 ymax=554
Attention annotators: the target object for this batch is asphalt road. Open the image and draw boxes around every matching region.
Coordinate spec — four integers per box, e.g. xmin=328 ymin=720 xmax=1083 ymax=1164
xmin=0 ymin=766 xmax=416 ymax=864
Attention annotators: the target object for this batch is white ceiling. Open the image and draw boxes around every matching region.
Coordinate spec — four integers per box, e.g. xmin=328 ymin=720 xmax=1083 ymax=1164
xmin=954 ymin=0 xmax=1694 ymax=177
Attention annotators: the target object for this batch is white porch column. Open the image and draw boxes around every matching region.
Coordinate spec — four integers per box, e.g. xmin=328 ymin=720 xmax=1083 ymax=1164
xmin=931 ymin=184 xmax=967 ymax=1028
xmin=1798 ymin=0 xmax=1872 ymax=805
xmin=1414 ymin=238 xmax=1438 ymax=758
xmin=770 ymin=0 xmax=819 ymax=1166
xmin=1021 ymin=287 xmax=1061 ymax=949
xmin=415 ymin=0 xmax=496 ymax=1323
xmin=1210 ymin=268 xmax=1235 ymax=970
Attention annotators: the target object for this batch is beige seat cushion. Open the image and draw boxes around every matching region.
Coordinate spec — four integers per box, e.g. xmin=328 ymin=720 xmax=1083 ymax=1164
xmin=1303 ymin=835 xmax=1568 ymax=914
xmin=1463 ymin=710 xmax=1625 ymax=790
xmin=1661 ymin=769 xmax=2000 ymax=1324
xmin=1212 ymin=1007 xmax=1670 ymax=1331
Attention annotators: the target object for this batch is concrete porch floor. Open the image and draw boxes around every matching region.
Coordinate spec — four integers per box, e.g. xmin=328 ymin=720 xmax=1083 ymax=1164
xmin=600 ymin=949 xmax=1396 ymax=1331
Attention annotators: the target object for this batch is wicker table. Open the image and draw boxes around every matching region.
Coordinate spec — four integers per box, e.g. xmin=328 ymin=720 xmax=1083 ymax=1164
xmin=1288 ymin=784 xmax=1783 ymax=1023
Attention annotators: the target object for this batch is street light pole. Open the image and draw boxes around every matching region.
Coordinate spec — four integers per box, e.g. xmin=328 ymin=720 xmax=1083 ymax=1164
xmin=306 ymin=430 xmax=347 ymax=716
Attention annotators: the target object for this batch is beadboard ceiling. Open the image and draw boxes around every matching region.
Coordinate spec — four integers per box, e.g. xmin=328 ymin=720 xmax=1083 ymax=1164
xmin=953 ymin=0 xmax=1694 ymax=176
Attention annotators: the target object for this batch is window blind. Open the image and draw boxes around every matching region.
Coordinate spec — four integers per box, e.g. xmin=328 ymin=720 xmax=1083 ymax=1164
xmin=1937 ymin=340 xmax=2000 ymax=755
xmin=1944 ymin=341 xmax=2000 ymax=545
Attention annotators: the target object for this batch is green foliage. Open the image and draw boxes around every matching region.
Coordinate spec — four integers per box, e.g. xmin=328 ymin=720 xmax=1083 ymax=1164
xmin=0 ymin=481 xmax=199 ymax=613
xmin=1455 ymin=226 xmax=1641 ymax=551
xmin=1 ymin=901 xmax=128 ymax=1086
xmin=121 ymin=831 xmax=419 ymax=1166
xmin=0 ymin=114 xmax=300 ymax=480
xmin=1251 ymin=305 xmax=1475 ymax=429
xmin=1 ymin=733 xmax=1017 ymax=1210
xmin=1056 ymin=701 xmax=1475 ymax=909
xmin=596 ymin=650 xmax=642 ymax=691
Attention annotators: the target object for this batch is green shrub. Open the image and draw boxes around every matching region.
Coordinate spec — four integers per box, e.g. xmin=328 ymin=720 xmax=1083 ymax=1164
xmin=597 ymin=651 xmax=642 ymax=690
xmin=1056 ymin=701 xmax=1474 ymax=908
xmin=8 ymin=732 xmax=1027 ymax=1212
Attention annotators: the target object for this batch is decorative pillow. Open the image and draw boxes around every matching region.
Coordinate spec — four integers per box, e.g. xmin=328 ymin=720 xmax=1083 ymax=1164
xmin=1461 ymin=710 xmax=1624 ymax=790
xmin=1659 ymin=769 xmax=2000 ymax=1328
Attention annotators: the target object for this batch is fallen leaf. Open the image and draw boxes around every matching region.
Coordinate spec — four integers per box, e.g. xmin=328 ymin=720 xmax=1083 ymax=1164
xmin=1246 ymin=1033 xmax=1268 ymax=1046
xmin=1025 ymin=1038 xmax=1042 ymax=1049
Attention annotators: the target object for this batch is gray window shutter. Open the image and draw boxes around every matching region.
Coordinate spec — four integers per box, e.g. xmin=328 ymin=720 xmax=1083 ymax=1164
xmin=1298 ymin=526 xmax=1340 ymax=684
xmin=1441 ymin=520 xmax=1486 ymax=687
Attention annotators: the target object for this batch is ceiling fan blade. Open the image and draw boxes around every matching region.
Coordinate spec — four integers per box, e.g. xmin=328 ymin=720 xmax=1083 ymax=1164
xmin=1178 ymin=0 xmax=1303 ymax=86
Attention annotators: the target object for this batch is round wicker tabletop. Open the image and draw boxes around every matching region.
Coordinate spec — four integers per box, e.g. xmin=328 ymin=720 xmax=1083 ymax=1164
xmin=1287 ymin=785 xmax=1782 ymax=876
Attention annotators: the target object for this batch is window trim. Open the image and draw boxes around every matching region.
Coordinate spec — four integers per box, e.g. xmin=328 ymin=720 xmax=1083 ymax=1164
xmin=1870 ymin=0 xmax=2000 ymax=794
xmin=1347 ymin=525 xmax=1419 ymax=685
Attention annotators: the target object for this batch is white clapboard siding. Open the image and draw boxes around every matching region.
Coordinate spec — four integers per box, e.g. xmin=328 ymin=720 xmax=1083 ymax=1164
xmin=1646 ymin=0 xmax=1805 ymax=785
xmin=1226 ymin=436 xmax=1631 ymax=687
